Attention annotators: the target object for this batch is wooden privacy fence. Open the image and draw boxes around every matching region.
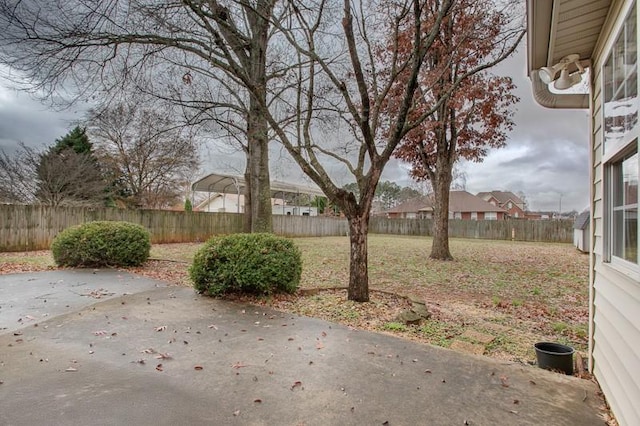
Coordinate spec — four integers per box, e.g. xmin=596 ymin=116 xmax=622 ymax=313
xmin=0 ymin=204 xmax=574 ymax=252
xmin=0 ymin=204 xmax=243 ymax=252
xmin=0 ymin=204 xmax=349 ymax=252
xmin=369 ymin=217 xmax=574 ymax=243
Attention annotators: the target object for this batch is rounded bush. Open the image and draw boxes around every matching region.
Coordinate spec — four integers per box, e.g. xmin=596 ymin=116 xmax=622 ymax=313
xmin=51 ymin=221 xmax=151 ymax=267
xmin=189 ymin=233 xmax=302 ymax=296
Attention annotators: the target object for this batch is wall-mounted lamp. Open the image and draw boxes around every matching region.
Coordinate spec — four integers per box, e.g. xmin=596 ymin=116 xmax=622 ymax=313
xmin=538 ymin=54 xmax=585 ymax=90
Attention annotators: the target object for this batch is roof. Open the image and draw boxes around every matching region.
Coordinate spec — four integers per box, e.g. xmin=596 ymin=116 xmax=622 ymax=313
xmin=449 ymin=191 xmax=506 ymax=213
xmin=476 ymin=191 xmax=524 ymax=205
xmin=385 ymin=196 xmax=433 ymax=214
xmin=191 ymin=173 xmax=325 ymax=197
xmin=574 ymin=211 xmax=590 ymax=230
xmin=385 ymin=191 xmax=506 ymax=214
xmin=527 ymin=0 xmax=612 ymax=74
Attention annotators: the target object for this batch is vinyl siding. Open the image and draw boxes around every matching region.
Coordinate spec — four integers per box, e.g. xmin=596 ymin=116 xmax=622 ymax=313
xmin=590 ymin=1 xmax=640 ymax=424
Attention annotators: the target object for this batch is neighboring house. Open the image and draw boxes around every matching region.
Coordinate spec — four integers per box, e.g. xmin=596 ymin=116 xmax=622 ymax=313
xmin=476 ymin=190 xmax=526 ymax=218
xmin=385 ymin=196 xmax=434 ymax=219
xmin=524 ymin=211 xmax=544 ymax=220
xmin=195 ymin=193 xmax=317 ymax=216
xmin=384 ymin=191 xmax=507 ymax=220
xmin=528 ymin=2 xmax=639 ymax=424
xmin=574 ymin=211 xmax=591 ymax=253
xmin=448 ymin=191 xmax=508 ymax=220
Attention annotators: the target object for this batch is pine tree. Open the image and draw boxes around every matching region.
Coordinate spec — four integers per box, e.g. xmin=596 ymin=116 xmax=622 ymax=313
xmin=53 ymin=126 xmax=92 ymax=154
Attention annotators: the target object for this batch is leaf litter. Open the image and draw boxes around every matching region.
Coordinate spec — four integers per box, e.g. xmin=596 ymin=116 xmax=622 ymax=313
xmin=1 ymin=236 xmax=590 ymax=365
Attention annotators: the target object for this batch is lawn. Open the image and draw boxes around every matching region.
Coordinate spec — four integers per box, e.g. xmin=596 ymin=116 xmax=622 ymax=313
xmin=0 ymin=235 xmax=589 ymax=365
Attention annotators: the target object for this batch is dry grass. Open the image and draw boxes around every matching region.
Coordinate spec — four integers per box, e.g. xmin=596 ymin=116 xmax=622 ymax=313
xmin=1 ymin=235 xmax=589 ymax=365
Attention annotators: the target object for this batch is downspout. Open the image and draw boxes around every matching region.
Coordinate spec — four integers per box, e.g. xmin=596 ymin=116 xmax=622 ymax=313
xmin=530 ymin=69 xmax=590 ymax=109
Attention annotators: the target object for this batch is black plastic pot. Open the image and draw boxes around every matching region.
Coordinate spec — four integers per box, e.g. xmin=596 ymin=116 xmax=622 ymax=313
xmin=534 ymin=342 xmax=575 ymax=375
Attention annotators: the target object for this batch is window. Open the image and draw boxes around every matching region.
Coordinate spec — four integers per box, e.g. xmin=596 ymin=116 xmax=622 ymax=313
xmin=604 ymin=3 xmax=638 ymax=156
xmin=471 ymin=212 xmax=478 ymax=220
xmin=611 ymin=148 xmax=638 ymax=263
xmin=485 ymin=212 xmax=497 ymax=220
xmin=507 ymin=201 xmax=513 ymax=209
xmin=604 ymin=2 xmax=639 ymax=267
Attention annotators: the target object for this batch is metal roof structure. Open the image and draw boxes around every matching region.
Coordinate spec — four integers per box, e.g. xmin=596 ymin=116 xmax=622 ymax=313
xmin=191 ymin=173 xmax=325 ymax=197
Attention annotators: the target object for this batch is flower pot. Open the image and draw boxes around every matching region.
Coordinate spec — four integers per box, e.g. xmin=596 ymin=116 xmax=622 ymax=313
xmin=534 ymin=342 xmax=575 ymax=375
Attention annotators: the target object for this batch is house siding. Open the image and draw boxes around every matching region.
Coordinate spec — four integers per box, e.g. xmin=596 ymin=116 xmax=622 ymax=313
xmin=590 ymin=1 xmax=640 ymax=424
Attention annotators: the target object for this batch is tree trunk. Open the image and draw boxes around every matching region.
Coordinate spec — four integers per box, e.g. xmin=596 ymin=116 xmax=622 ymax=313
xmin=246 ymin=101 xmax=272 ymax=233
xmin=430 ymin=164 xmax=454 ymax=260
xmin=245 ymin=4 xmax=272 ymax=233
xmin=347 ymin=214 xmax=370 ymax=302
xmin=243 ymin=160 xmax=252 ymax=233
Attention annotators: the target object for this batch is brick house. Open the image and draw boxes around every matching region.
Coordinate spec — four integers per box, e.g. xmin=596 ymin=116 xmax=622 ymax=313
xmin=476 ymin=191 xmax=526 ymax=218
xmin=385 ymin=191 xmax=507 ymax=220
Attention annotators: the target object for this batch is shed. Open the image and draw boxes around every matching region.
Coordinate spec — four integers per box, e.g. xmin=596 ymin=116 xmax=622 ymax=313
xmin=573 ymin=211 xmax=590 ymax=253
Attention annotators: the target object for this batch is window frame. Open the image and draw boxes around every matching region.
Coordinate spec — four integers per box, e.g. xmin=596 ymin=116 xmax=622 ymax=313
xmin=602 ymin=0 xmax=640 ymax=275
xmin=485 ymin=212 xmax=497 ymax=221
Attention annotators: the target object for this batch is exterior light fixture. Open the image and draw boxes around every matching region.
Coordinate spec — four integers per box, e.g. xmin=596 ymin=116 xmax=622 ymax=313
xmin=538 ymin=54 xmax=585 ymax=89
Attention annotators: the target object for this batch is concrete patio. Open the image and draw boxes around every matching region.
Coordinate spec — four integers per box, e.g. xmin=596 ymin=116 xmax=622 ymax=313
xmin=0 ymin=270 xmax=605 ymax=425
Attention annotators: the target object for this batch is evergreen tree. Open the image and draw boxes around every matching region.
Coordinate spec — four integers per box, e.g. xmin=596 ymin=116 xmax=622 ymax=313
xmin=53 ymin=126 xmax=92 ymax=154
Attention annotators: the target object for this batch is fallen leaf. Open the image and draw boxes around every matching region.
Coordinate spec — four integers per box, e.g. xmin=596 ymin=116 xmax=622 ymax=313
xmin=65 ymin=367 xmax=77 ymax=372
xmin=253 ymin=399 xmax=262 ymax=403
xmin=321 ymin=331 xmax=327 ymax=337
xmin=291 ymin=381 xmax=302 ymax=390
xmin=194 ymin=365 xmax=203 ymax=370
xmin=316 ymin=341 xmax=324 ymax=350
xmin=231 ymin=362 xmax=247 ymax=369
xmin=92 ymin=330 xmax=108 ymax=336
xmin=208 ymin=324 xmax=218 ymax=330
xmin=233 ymin=410 xmax=240 ymax=416
xmin=155 ymin=353 xmax=173 ymax=360
xmin=155 ymin=325 xmax=167 ymax=332
xmin=156 ymin=364 xmax=163 ymax=371
xmin=424 ymin=369 xmax=432 ymax=374
xmin=500 ymin=376 xmax=509 ymax=387
xmin=141 ymin=348 xmax=156 ymax=354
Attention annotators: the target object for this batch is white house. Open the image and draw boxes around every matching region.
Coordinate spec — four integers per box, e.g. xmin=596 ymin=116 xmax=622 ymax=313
xmin=528 ymin=1 xmax=639 ymax=424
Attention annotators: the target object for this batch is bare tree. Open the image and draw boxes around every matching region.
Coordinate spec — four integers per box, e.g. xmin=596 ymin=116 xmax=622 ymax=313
xmin=243 ymin=0 xmax=460 ymax=301
xmin=0 ymin=144 xmax=36 ymax=203
xmin=0 ymin=0 xmax=281 ymax=231
xmin=86 ymin=99 xmax=199 ymax=209
xmin=35 ymin=147 xmax=109 ymax=207
xmin=0 ymin=142 xmax=108 ymax=206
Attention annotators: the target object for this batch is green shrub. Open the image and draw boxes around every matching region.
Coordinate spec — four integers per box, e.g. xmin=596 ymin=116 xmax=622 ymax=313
xmin=51 ymin=221 xmax=150 ymax=267
xmin=189 ymin=233 xmax=302 ymax=296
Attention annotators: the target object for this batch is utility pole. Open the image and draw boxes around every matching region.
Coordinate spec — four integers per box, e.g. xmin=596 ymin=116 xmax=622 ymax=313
xmin=559 ymin=193 xmax=563 ymax=218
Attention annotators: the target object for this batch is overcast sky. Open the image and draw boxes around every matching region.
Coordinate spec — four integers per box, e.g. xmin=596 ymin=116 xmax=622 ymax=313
xmin=0 ymin=48 xmax=590 ymax=213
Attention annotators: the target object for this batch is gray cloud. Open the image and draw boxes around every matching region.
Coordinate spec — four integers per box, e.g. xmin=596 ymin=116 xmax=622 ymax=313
xmin=0 ymin=82 xmax=81 ymax=152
